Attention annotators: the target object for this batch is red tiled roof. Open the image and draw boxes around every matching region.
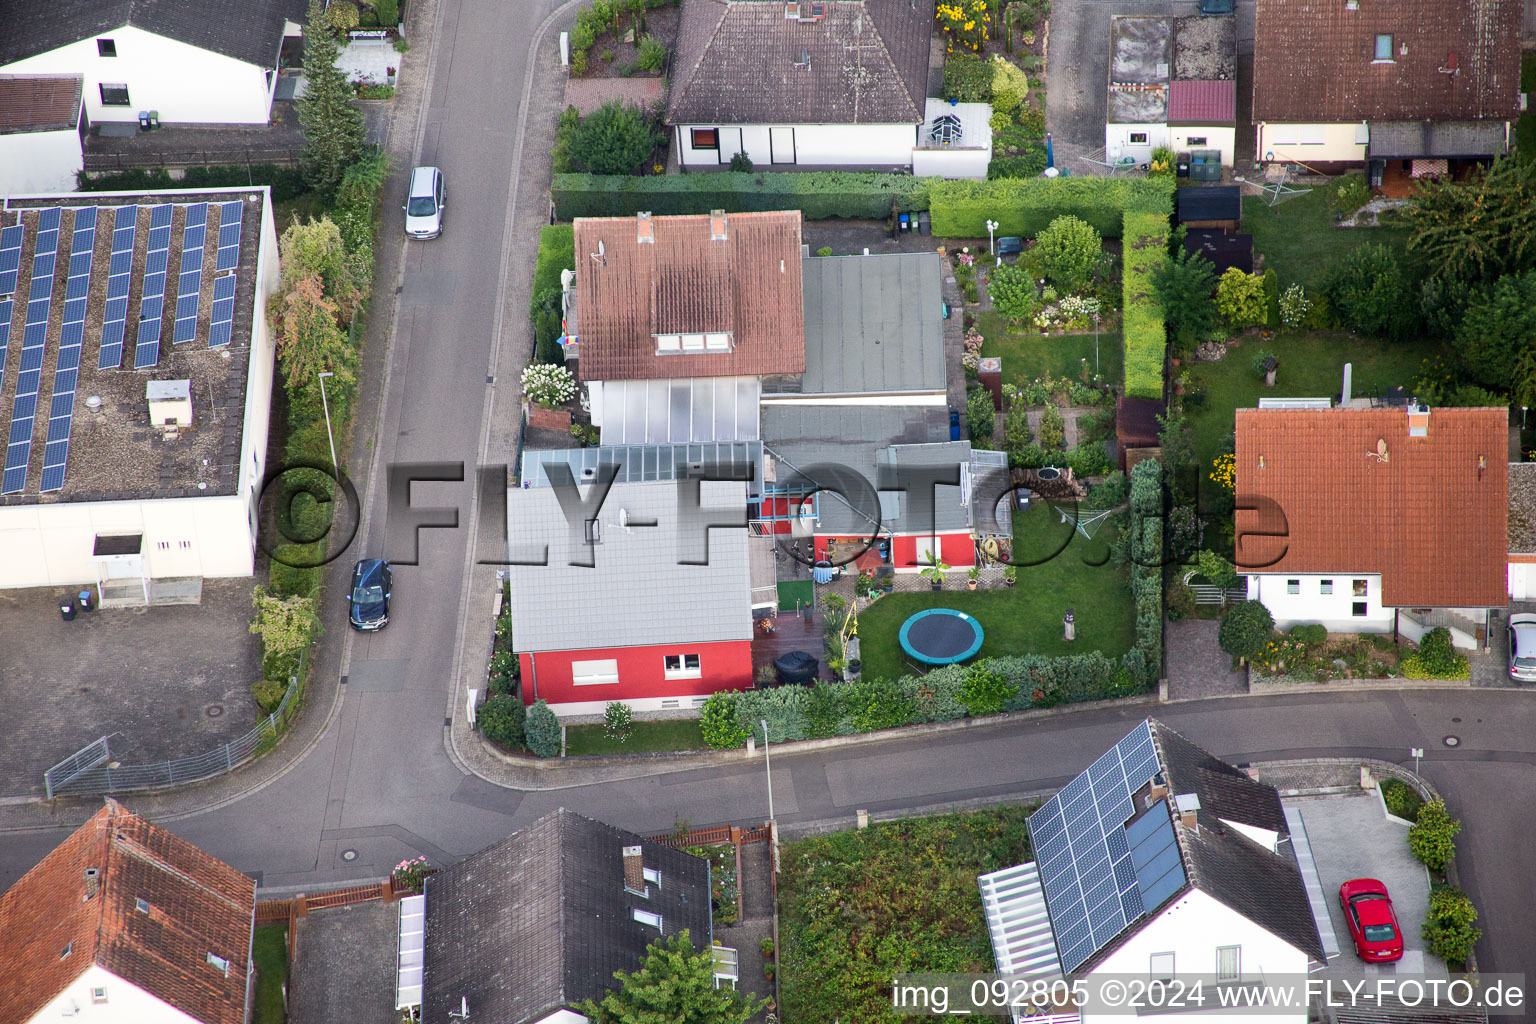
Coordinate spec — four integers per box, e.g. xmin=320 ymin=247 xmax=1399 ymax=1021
xmin=573 ymin=211 xmax=805 ymax=382
xmin=1168 ymin=80 xmax=1235 ymax=123
xmin=0 ymin=800 xmax=256 ymax=1024
xmin=1252 ymin=0 xmax=1520 ymax=123
xmin=0 ymin=74 xmax=83 ymax=133
xmin=1234 ymin=407 xmax=1508 ymax=608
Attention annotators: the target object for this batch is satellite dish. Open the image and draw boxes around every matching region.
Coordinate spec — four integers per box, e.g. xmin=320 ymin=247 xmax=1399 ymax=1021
xmin=1377 ymin=439 xmax=1387 ymax=457
xmin=619 ymin=507 xmax=631 ymax=528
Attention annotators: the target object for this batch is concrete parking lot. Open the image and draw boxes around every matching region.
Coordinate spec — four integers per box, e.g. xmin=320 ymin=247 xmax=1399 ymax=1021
xmin=0 ymin=578 xmax=264 ymax=798
xmin=1288 ymin=793 xmax=1442 ymax=976
xmin=289 ymin=900 xmax=400 ymax=1024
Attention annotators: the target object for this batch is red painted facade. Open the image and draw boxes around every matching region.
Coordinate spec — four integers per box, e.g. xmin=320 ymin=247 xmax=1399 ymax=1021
xmin=519 ymin=639 xmax=754 ymax=708
xmin=812 ymin=532 xmax=975 ymax=568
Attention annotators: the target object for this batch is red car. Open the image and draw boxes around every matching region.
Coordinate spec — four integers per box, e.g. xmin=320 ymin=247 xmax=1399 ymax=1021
xmin=1340 ymin=878 xmax=1404 ymax=962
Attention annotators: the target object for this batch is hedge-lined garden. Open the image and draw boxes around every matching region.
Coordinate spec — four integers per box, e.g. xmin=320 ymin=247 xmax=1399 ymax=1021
xmin=552 ymin=172 xmax=934 ymax=220
xmin=1121 ymin=209 xmax=1170 ymax=399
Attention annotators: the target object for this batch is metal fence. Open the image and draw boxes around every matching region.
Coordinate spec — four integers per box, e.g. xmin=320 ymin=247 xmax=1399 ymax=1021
xmin=83 ymin=148 xmax=302 ymax=172
xmin=44 ymin=651 xmax=307 ymax=799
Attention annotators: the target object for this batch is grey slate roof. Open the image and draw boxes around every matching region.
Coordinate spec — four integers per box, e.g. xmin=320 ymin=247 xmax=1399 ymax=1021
xmin=421 ymin=809 xmax=713 ymax=1024
xmin=0 ymin=0 xmax=306 ymax=69
xmin=801 ymin=253 xmax=946 ymax=396
xmin=667 ymin=0 xmax=933 ymax=126
xmin=507 ymin=479 xmax=752 ymax=653
xmin=763 ymin=405 xmax=964 ymax=534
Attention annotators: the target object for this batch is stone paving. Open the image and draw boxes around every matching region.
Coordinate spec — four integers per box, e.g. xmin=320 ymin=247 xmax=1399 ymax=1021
xmin=337 ymin=39 xmax=401 ymax=84
xmin=1164 ymin=617 xmax=1248 ymax=699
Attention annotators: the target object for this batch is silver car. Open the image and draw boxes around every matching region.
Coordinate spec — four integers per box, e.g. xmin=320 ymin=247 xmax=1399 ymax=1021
xmin=1510 ymin=614 xmax=1536 ymax=682
xmin=403 ymin=165 xmax=444 ymax=239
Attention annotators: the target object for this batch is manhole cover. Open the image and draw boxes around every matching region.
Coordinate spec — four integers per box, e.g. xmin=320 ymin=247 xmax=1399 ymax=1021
xmin=1443 ymin=735 xmax=1460 ymax=747
xmin=205 ymin=705 xmax=224 ymax=718
xmin=341 ymin=849 xmax=359 ymax=862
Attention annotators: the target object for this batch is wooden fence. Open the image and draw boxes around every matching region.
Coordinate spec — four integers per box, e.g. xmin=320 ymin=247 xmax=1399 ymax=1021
xmin=254 ymin=872 xmax=436 ymax=964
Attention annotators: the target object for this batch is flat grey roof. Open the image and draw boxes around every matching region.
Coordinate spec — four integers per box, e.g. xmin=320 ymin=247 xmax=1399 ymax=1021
xmin=800 ymin=252 xmax=946 ymax=396
xmin=506 ymin=479 xmax=752 ymax=653
xmin=519 ymin=441 xmax=763 ymax=499
xmin=1108 ymin=17 xmax=1172 ymax=123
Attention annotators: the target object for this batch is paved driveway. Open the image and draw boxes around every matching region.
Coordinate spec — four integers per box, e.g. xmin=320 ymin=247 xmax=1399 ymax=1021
xmin=0 ymin=579 xmax=263 ymax=797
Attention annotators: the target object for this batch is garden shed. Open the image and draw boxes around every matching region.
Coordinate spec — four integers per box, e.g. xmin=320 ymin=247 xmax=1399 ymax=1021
xmin=1175 ymin=184 xmax=1241 ymax=232
xmin=1183 ymin=228 xmax=1252 ymax=275
xmin=1115 ymin=396 xmax=1164 ymax=471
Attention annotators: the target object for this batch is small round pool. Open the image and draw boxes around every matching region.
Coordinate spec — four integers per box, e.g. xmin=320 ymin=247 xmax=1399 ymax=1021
xmin=899 ymin=608 xmax=985 ymax=665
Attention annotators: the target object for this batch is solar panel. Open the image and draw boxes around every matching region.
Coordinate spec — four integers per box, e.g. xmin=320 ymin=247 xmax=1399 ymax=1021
xmin=0 ymin=221 xmax=22 ymax=295
xmin=173 ymin=203 xmax=208 ymax=344
xmin=99 ymin=206 xmax=137 ymax=369
xmin=216 ymin=200 xmax=243 ymax=271
xmin=41 ymin=209 xmax=97 ymax=492
xmin=208 ymin=273 xmax=236 ymax=347
xmin=1026 ymin=721 xmax=1175 ymax=972
xmin=4 ymin=210 xmax=64 ymax=493
xmin=0 ymin=297 xmax=11 ymax=386
xmin=132 ymin=204 xmax=173 ymax=369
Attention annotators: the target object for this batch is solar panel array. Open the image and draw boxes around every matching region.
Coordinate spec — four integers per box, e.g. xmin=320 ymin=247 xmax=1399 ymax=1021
xmin=99 ymin=206 xmax=137 ymax=369
xmin=216 ymin=200 xmax=243 ymax=271
xmin=132 ymin=204 xmax=173 ymax=370
xmin=41 ymin=209 xmax=98 ymax=492
xmin=209 ymin=274 xmax=237 ymax=347
xmin=1026 ymin=722 xmax=1187 ymax=972
xmin=0 ymin=221 xmax=23 ymax=295
xmin=4 ymin=208 xmax=62 ymax=492
xmin=172 ymin=202 xmax=208 ymax=344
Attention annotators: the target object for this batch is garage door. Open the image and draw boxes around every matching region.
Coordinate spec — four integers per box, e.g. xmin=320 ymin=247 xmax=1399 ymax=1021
xmin=1512 ymin=562 xmax=1533 ymax=600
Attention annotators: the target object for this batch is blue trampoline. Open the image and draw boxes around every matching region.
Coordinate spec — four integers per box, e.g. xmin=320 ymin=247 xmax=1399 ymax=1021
xmin=899 ymin=608 xmax=985 ymax=665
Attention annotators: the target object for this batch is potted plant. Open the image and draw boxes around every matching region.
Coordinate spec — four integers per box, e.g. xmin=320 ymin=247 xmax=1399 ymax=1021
xmin=1002 ymin=565 xmax=1018 ymax=588
xmin=920 ymin=553 xmax=949 ymax=590
xmin=855 ymin=572 xmax=876 ymax=599
xmin=966 ymin=564 xmax=981 ymax=590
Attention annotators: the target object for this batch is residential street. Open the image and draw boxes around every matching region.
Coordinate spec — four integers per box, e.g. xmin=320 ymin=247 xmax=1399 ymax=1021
xmin=0 ymin=0 xmax=1531 ymax=991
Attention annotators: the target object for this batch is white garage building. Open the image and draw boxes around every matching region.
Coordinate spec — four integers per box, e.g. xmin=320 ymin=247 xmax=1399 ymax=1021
xmin=0 ymin=187 xmax=278 ymax=603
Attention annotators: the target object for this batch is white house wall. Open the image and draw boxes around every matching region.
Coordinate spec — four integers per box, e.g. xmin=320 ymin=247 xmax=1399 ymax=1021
xmin=238 ymin=189 xmax=281 ymax=542
xmin=1169 ymin=125 xmax=1236 ymax=167
xmin=1087 ymin=889 xmax=1310 ymax=1024
xmin=1105 ymin=122 xmax=1169 ymax=166
xmin=1511 ymin=560 xmax=1533 ymax=601
xmin=0 ymin=128 xmax=84 ymax=194
xmin=675 ymin=122 xmax=918 ymax=168
xmin=1247 ymin=572 xmax=1392 ymax=635
xmin=911 ymin=145 xmax=988 ymax=178
xmin=25 ymin=964 xmax=211 ymax=1024
xmin=1257 ymin=122 xmax=1367 ymax=165
xmin=2 ymin=25 xmax=274 ymax=124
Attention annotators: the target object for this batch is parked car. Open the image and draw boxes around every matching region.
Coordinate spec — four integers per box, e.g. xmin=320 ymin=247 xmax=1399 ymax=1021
xmin=403 ymin=166 xmax=445 ymax=239
xmin=1339 ymin=878 xmax=1404 ymax=962
xmin=349 ymin=558 xmax=392 ymax=631
xmin=1510 ymin=613 xmax=1536 ymax=682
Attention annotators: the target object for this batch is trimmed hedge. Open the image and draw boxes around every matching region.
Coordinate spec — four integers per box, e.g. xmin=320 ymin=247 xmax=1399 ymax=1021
xmin=928 ymin=176 xmax=1175 ymax=238
xmin=1122 ymin=209 xmax=1170 ymax=400
xmin=552 ymin=172 xmax=933 ymax=220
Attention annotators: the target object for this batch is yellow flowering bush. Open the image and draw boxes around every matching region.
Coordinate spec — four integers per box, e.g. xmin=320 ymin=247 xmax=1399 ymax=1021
xmin=1209 ymin=452 xmax=1235 ymax=491
xmin=936 ymin=0 xmax=990 ymax=51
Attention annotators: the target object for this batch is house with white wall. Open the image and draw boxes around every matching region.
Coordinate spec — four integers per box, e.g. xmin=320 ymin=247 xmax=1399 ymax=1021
xmin=1234 ymin=405 xmax=1509 ymax=648
xmin=0 ymin=798 xmax=256 ymax=1024
xmin=980 ymin=720 xmax=1326 ymax=1023
xmin=667 ymin=0 xmax=936 ymax=171
xmin=0 ymin=75 xmax=85 ymax=195
xmin=0 ymin=0 xmax=305 ymax=126
xmin=1252 ymin=0 xmax=1519 ymax=172
xmin=1105 ymin=16 xmax=1236 ymax=169
xmin=0 ymin=186 xmax=279 ymax=602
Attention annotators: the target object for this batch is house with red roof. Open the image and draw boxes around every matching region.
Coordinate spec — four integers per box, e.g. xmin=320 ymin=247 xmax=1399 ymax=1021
xmin=1105 ymin=15 xmax=1236 ymax=170
xmin=0 ymin=798 xmax=257 ymax=1024
xmin=1234 ymin=404 xmax=1509 ymax=649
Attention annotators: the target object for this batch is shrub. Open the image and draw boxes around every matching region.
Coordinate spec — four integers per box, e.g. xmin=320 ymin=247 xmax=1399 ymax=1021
xmin=1417 ymin=626 xmax=1458 ymax=675
xmin=990 ymin=56 xmax=1030 ymax=113
xmin=727 ymin=150 xmax=753 ymax=172
xmin=1064 ymin=442 xmax=1110 ymax=477
xmin=1249 ymin=348 xmax=1278 ymax=380
xmin=1324 ymin=243 xmax=1418 ymax=339
xmin=958 ymin=664 xmax=1018 ymax=716
xmin=1261 ymin=269 xmax=1280 ymax=328
xmin=1152 ymin=250 xmax=1218 ymax=355
xmin=966 ymin=388 xmax=995 ymax=442
xmin=1034 ymin=215 xmax=1102 ymax=294
xmin=701 ymin=692 xmax=748 ymax=748
xmin=1215 ymin=268 xmax=1267 ymax=330
xmin=988 ymin=261 xmax=1042 ymax=323
xmin=1278 ymin=283 xmax=1312 ymax=328
xmin=553 ymin=171 xmax=932 ymax=220
xmin=1287 ymin=623 xmax=1327 ymax=647
xmin=524 ymin=699 xmax=562 ymax=757
xmin=816 ymin=245 xmax=833 ymax=257
xmin=1380 ymin=779 xmax=1425 ymax=821
xmin=1148 ymin=146 xmax=1177 ymax=178
xmin=1038 ymin=404 xmax=1065 ymax=449
xmin=252 ymin=679 xmax=287 ymax=714
xmin=1218 ymin=600 xmax=1274 ymax=660
xmin=569 ymin=101 xmax=663 ymax=175
xmin=1331 ymin=173 xmax=1372 ymax=216
xmin=989 ymin=110 xmax=1013 ymax=133
xmin=986 ymin=149 xmax=1048 ymax=180
xmin=636 ymin=34 xmax=667 ymax=71
xmin=1015 ymin=105 xmax=1046 ymax=138
xmin=1196 ymin=550 xmax=1239 ymax=590
xmin=250 ymin=587 xmax=320 ymax=681
xmin=928 ymin=176 xmax=1173 ymax=238
xmin=603 ymin=701 xmax=634 ymax=741
xmin=377 ymin=0 xmax=398 ymax=24
xmin=1422 ymin=887 xmax=1481 ymax=965
xmin=942 ymin=52 xmax=994 ymax=102
xmin=521 ymin=362 xmax=576 ymax=407
xmin=478 ymin=694 xmax=526 ymax=750
xmin=1408 ymin=798 xmax=1460 ymax=871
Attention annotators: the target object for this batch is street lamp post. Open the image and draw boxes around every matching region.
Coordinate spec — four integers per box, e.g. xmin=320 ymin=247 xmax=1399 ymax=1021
xmin=1092 ymin=313 xmax=1101 ymax=377
xmin=761 ymin=718 xmax=774 ymax=822
xmin=317 ymin=371 xmax=339 ymax=474
xmin=986 ymin=219 xmax=998 ymax=265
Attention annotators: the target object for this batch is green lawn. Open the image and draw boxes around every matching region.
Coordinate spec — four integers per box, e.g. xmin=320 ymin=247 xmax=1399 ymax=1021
xmin=1242 ymin=187 xmax=1408 ymax=290
xmin=565 ymin=718 xmax=705 ymax=755
xmin=1185 ymin=330 xmax=1444 ymax=487
xmin=977 ymin=312 xmax=1124 ymax=386
xmin=252 ymin=925 xmax=288 ymax=1024
xmin=854 ymin=510 xmax=1134 ymax=681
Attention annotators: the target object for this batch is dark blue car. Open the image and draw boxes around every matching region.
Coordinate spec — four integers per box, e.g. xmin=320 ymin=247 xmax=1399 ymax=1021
xmin=349 ymin=558 xmax=392 ymax=631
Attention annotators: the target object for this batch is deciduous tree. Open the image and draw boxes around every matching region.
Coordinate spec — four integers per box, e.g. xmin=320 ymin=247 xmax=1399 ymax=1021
xmin=271 ymin=276 xmax=353 ymax=389
xmin=579 ymin=931 xmax=766 ymax=1024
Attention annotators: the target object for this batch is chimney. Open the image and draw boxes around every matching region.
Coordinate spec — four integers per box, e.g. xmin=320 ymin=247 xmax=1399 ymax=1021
xmin=1174 ymin=793 xmax=1201 ymax=831
xmin=1407 ymin=402 xmax=1430 ymax=437
xmin=1341 ymin=363 xmax=1352 ymax=406
xmin=622 ymin=845 xmax=645 ymax=892
xmin=636 ymin=211 xmax=654 ymax=244
xmin=1148 ymin=772 xmax=1168 ymax=803
xmin=709 ymin=209 xmax=727 ymax=241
